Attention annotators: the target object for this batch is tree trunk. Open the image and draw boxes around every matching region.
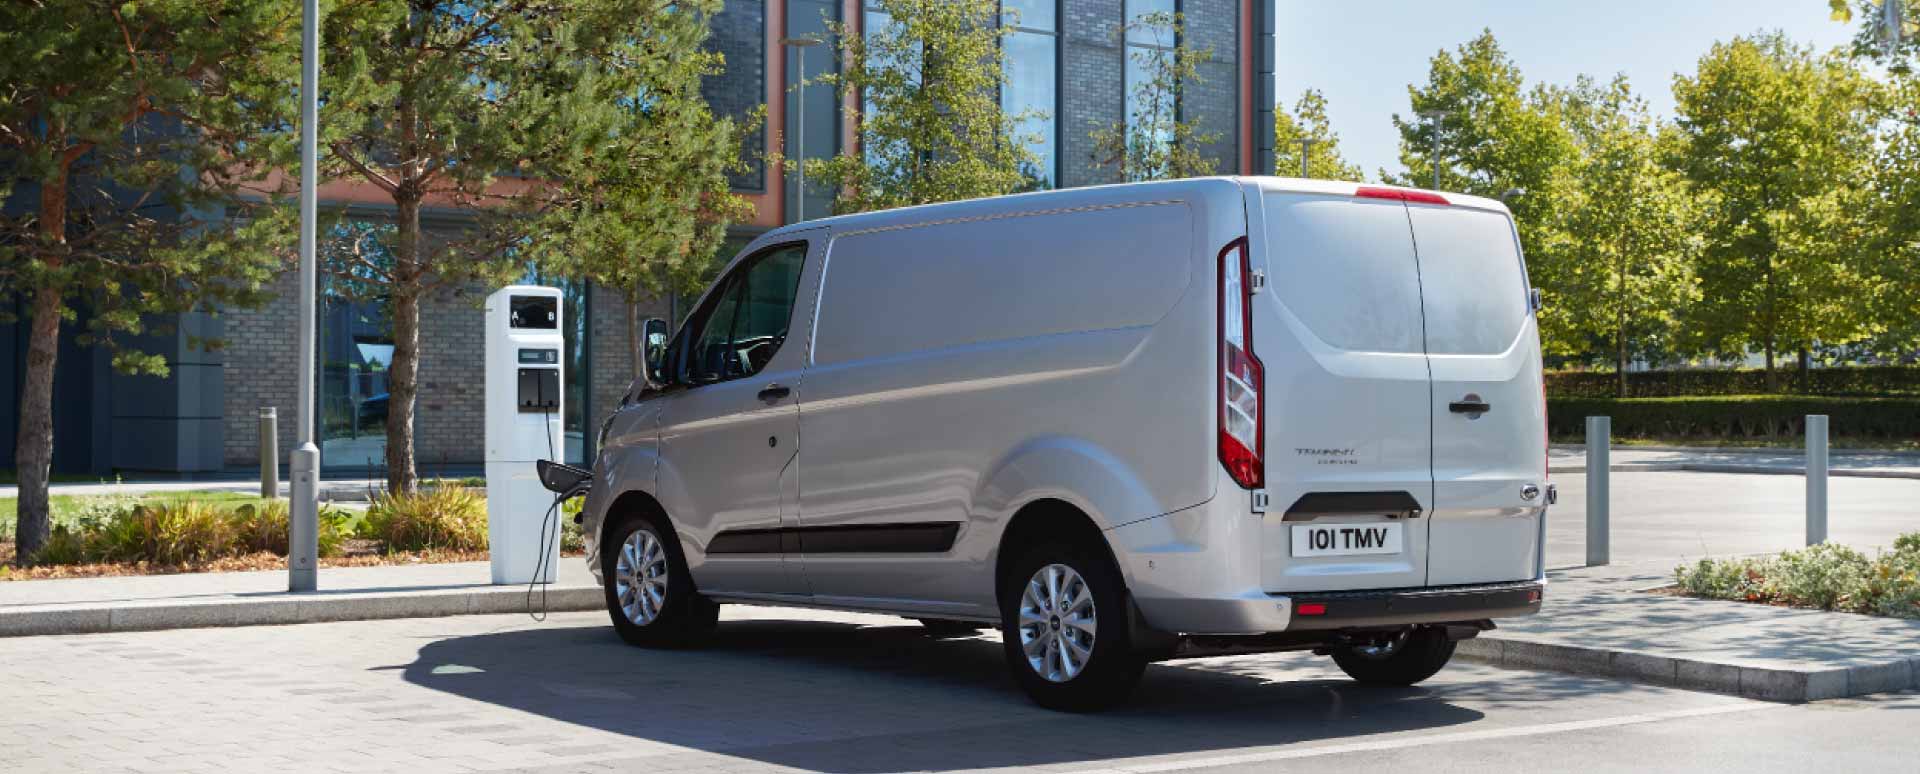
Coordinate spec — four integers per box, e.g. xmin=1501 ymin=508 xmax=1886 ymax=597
xmin=1615 ymin=245 xmax=1629 ymax=399
xmin=13 ymin=163 xmax=72 ymax=565
xmin=384 ymin=196 xmax=422 ymax=495
xmin=1764 ymin=340 xmax=1776 ymax=393
xmin=1616 ymin=322 xmax=1629 ymax=399
xmin=13 ymin=287 xmax=62 ymax=564
xmin=1798 ymin=346 xmax=1811 ymax=395
xmin=625 ymin=291 xmax=642 ymax=383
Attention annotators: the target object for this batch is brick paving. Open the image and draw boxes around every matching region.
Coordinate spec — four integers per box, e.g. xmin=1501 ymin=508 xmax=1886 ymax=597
xmin=3 ymin=604 xmax=1763 ymax=774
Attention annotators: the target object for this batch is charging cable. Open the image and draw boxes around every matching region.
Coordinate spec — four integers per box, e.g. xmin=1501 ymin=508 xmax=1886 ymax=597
xmin=527 ymin=402 xmax=565 ymax=622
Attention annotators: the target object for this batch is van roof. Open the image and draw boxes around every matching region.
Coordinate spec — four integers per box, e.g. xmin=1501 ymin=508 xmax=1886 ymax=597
xmin=759 ymin=176 xmax=1510 ymax=243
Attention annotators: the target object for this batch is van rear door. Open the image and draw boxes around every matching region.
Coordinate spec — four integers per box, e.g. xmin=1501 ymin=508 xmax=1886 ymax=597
xmin=1250 ymin=187 xmax=1433 ymax=592
xmin=1405 ymin=202 xmax=1546 ymax=586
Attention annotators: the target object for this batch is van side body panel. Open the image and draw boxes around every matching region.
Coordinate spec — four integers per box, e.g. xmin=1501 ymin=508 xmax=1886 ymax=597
xmin=792 ymin=181 xmax=1245 ymax=612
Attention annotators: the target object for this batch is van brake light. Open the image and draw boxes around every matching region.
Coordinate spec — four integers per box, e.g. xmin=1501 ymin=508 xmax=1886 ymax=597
xmin=1219 ymin=238 xmax=1264 ymax=489
xmin=1354 ymin=186 xmax=1449 ymax=206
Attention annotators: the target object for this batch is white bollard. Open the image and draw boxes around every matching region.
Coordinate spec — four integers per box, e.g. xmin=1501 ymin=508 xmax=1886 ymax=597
xmin=1586 ymin=415 xmax=1610 ymax=567
xmin=1807 ymin=414 xmax=1828 ymax=546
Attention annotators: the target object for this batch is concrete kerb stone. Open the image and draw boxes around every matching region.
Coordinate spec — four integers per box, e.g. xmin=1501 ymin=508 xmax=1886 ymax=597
xmin=0 ymin=584 xmax=604 ymax=638
xmin=1460 ymin=633 xmax=1920 ymax=702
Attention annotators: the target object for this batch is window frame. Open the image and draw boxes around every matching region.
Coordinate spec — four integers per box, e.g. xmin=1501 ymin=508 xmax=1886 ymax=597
xmin=667 ymin=240 xmax=812 ymax=388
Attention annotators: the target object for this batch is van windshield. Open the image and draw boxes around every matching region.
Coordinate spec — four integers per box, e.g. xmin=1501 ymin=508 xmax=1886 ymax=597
xmin=1406 ymin=206 xmax=1529 ymax=355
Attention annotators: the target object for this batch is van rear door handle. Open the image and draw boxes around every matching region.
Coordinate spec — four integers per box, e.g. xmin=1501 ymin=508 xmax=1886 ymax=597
xmin=1449 ymin=399 xmax=1491 ymax=414
xmin=757 ymin=383 xmax=791 ymax=402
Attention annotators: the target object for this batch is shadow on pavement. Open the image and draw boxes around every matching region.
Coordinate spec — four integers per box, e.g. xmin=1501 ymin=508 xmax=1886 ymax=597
xmin=399 ymin=616 xmax=1638 ymax=772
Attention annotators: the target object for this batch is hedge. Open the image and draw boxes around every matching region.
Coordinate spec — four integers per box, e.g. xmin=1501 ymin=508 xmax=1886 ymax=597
xmin=1547 ymin=396 xmax=1920 ymax=441
xmin=1546 ymin=366 xmax=1920 ymax=399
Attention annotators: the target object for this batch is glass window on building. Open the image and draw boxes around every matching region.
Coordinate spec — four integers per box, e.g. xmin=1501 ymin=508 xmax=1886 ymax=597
xmin=1124 ymin=0 xmax=1178 ymax=152
xmin=1002 ymin=0 xmax=1058 ymax=187
xmin=318 ymin=221 xmax=395 ymax=473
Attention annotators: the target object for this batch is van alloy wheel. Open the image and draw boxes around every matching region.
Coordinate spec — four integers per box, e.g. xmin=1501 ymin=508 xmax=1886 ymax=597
xmin=616 ymin=528 xmax=669 ymax=626
xmin=1019 ymin=563 xmax=1098 ymax=683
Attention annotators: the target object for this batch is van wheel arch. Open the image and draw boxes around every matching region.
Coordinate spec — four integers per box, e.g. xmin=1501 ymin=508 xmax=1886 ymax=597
xmin=602 ymin=490 xmax=677 ymax=553
xmin=994 ymin=499 xmax=1125 ymax=605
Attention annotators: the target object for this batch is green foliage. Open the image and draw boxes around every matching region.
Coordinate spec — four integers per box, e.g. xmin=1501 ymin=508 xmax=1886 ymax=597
xmin=1835 ymin=0 xmax=1920 ymax=69
xmin=1675 ymin=535 xmax=1920 ymax=618
xmin=1546 ymin=76 xmax=1703 ymax=379
xmin=26 ymin=498 xmax=350 ymax=566
xmin=804 ymin=0 xmax=1036 ymax=212
xmin=1090 ymin=11 xmax=1220 ymax=182
xmin=359 ymin=484 xmax=488 ymax=553
xmin=1668 ymin=34 xmax=1884 ymax=376
xmin=1546 ymin=366 xmax=1920 ymax=398
xmin=319 ymin=0 xmax=735 ymax=493
xmin=1272 ymin=89 xmax=1364 ymax=181
xmin=1547 ymin=395 xmax=1920 ymax=441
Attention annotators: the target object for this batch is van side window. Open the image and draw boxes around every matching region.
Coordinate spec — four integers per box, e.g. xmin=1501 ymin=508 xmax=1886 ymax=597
xmin=681 ymin=242 xmax=809 ymax=385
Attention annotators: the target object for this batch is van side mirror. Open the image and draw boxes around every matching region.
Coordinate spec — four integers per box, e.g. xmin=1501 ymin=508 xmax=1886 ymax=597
xmin=642 ymin=318 xmax=670 ymax=384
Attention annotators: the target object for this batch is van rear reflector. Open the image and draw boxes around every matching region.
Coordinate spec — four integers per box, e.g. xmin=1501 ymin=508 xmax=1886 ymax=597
xmin=1296 ymin=603 xmax=1327 ymax=616
xmin=1354 ymin=186 xmax=1449 ymax=206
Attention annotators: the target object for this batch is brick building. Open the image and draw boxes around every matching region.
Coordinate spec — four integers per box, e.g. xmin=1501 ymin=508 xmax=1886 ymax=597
xmin=3 ymin=0 xmax=1277 ymax=477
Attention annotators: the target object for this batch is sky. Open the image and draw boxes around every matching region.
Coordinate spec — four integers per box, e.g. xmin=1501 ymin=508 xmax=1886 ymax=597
xmin=1273 ymin=0 xmax=1862 ymax=180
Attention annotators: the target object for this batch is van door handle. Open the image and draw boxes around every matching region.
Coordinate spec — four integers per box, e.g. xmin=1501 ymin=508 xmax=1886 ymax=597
xmin=1449 ymin=399 xmax=1491 ymax=414
xmin=757 ymin=383 xmax=791 ymax=402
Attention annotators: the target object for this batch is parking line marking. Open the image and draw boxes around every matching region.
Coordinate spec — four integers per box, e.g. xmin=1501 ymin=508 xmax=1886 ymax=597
xmin=1107 ymin=701 xmax=1774 ymax=772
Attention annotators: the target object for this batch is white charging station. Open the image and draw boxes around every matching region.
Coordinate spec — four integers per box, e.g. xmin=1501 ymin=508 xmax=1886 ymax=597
xmin=484 ymin=285 xmax=564 ymax=585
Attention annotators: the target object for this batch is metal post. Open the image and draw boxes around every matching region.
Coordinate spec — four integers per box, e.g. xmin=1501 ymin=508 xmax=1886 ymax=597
xmin=259 ymin=407 xmax=279 ymax=499
xmin=781 ymin=36 xmax=820 ymax=224
xmin=1298 ymin=138 xmax=1314 ymax=178
xmin=1418 ymin=110 xmax=1445 ymax=191
xmin=1586 ymin=415 xmax=1610 ymax=567
xmin=290 ymin=0 xmax=321 ymax=592
xmin=1807 ymin=414 xmax=1828 ymax=546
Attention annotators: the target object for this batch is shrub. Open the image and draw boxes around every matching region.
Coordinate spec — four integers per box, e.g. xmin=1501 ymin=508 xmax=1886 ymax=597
xmin=360 ymin=484 xmax=488 ymax=553
xmin=1548 ymin=396 xmax=1920 ymax=442
xmin=1673 ymin=533 xmax=1920 ymax=618
xmin=1546 ymin=366 xmax=1920 ymax=398
xmin=1768 ymin=543 xmax=1871 ymax=610
xmin=25 ymin=497 xmax=351 ymax=566
xmin=229 ymin=501 xmax=351 ymax=558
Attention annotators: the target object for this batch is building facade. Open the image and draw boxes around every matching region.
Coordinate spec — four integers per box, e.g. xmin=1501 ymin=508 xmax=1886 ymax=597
xmin=4 ymin=0 xmax=1276 ymax=478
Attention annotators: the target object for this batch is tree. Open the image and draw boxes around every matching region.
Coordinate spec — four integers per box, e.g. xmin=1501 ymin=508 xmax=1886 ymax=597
xmin=1862 ymin=71 xmax=1920 ymax=355
xmin=319 ymin=0 xmax=721 ymax=494
xmin=1090 ymin=11 xmax=1220 ymax=182
xmin=1 ymin=1 xmax=298 ymax=562
xmin=804 ymin=0 xmax=1035 ymax=213
xmin=1386 ymin=31 xmax=1579 ymax=350
xmin=532 ymin=9 xmax=754 ymax=381
xmin=1272 ymin=89 xmax=1364 ymax=181
xmin=1550 ymin=77 xmax=1702 ymax=393
xmin=1669 ymin=33 xmax=1882 ymax=388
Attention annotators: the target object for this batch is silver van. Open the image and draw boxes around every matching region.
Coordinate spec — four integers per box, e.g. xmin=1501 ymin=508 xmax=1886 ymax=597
xmin=580 ymin=177 xmax=1551 ymax=710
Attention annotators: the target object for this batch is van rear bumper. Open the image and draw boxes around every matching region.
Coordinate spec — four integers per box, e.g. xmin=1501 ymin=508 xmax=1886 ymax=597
xmin=1281 ymin=580 xmax=1542 ymax=631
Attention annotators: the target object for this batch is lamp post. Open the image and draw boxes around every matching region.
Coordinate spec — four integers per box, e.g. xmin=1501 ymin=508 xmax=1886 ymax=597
xmin=290 ymin=0 xmax=321 ymax=592
xmin=781 ymin=36 xmax=822 ymax=224
xmin=1419 ymin=109 xmax=1445 ymax=191
xmin=1298 ymin=138 xmax=1315 ymax=178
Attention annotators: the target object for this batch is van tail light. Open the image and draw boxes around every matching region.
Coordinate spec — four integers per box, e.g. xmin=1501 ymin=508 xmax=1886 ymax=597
xmin=1219 ymin=237 xmax=1264 ymax=489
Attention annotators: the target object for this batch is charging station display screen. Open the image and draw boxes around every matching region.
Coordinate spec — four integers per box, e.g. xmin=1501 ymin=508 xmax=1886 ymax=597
xmin=509 ymin=296 xmax=558 ymax=329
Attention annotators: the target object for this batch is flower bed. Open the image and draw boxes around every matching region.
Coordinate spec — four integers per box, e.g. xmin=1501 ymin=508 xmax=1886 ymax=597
xmin=1672 ymin=533 xmax=1920 ymax=619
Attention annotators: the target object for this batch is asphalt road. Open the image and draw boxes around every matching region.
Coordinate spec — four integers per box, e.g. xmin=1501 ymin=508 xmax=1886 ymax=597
xmin=5 ymin=605 xmax=1915 ymax=774
xmin=1544 ymin=471 xmax=1920 ymax=570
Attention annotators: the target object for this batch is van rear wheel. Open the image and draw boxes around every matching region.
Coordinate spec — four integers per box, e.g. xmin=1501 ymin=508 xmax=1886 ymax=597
xmin=999 ymin=540 xmax=1144 ymax=711
xmin=1329 ymin=626 xmax=1455 ymax=685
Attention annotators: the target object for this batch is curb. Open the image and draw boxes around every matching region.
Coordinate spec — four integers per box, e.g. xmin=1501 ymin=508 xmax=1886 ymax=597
xmin=1459 ymin=635 xmax=1919 ymax=702
xmin=0 ymin=585 xmax=605 ymax=638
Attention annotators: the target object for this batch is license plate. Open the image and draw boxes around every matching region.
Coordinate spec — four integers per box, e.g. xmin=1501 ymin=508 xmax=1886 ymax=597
xmin=1291 ymin=523 xmax=1402 ymax=558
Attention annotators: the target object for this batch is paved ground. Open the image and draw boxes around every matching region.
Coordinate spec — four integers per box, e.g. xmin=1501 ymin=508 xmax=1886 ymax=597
xmin=1543 ymin=471 xmax=1920 ymax=569
xmin=4 ymin=605 xmax=1914 ymax=774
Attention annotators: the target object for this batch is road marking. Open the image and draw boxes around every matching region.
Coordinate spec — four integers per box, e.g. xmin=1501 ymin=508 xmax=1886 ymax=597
xmin=1102 ymin=701 xmax=1774 ymax=772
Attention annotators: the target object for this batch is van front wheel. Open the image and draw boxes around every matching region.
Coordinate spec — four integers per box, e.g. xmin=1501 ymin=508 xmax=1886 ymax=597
xmin=601 ymin=515 xmax=718 ymax=648
xmin=1329 ymin=626 xmax=1455 ymax=685
xmin=999 ymin=541 xmax=1144 ymax=711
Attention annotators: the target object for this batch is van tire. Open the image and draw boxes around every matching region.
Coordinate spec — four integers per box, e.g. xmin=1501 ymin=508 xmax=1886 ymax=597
xmin=1329 ymin=626 xmax=1455 ymax=685
xmin=999 ymin=540 xmax=1145 ymax=711
xmin=601 ymin=514 xmax=719 ymax=648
